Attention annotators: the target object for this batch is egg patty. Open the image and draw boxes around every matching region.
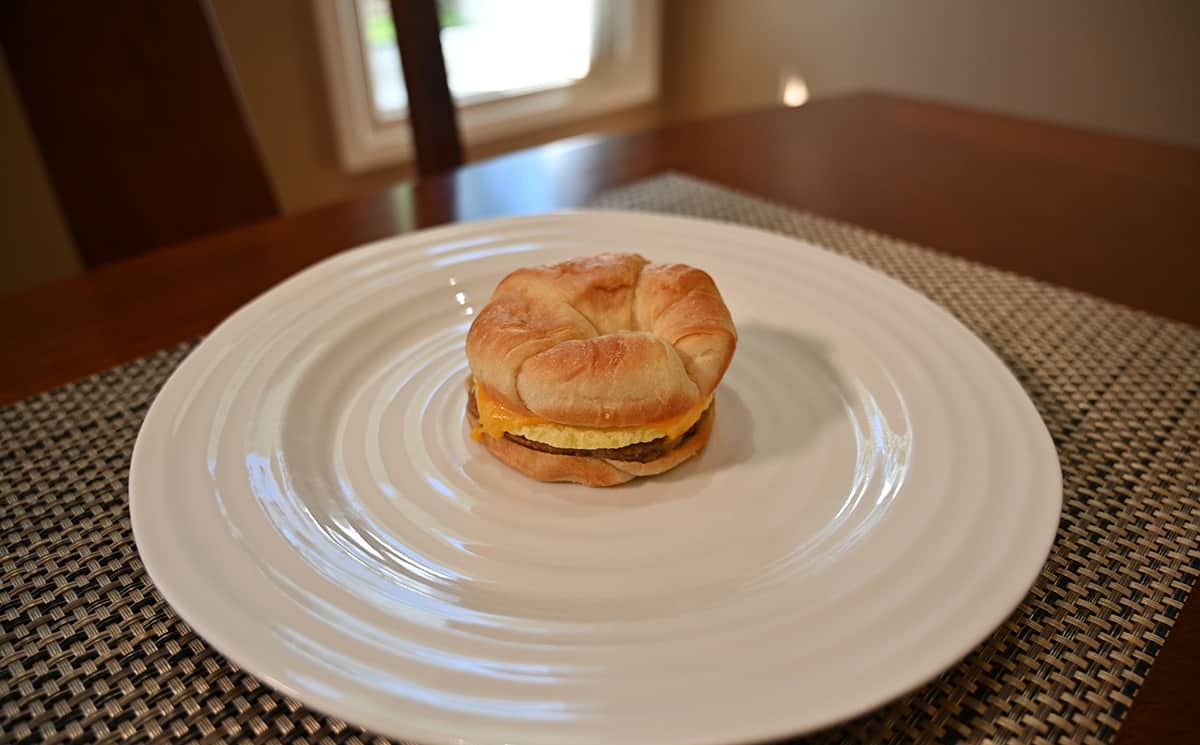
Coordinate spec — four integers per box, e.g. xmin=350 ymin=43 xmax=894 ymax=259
xmin=465 ymin=383 xmax=710 ymax=453
xmin=470 ymin=382 xmax=711 ymax=450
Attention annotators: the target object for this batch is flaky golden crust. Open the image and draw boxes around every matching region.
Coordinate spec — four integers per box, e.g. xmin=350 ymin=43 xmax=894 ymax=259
xmin=465 ymin=254 xmax=736 ymax=426
xmin=468 ymin=402 xmax=715 ymax=487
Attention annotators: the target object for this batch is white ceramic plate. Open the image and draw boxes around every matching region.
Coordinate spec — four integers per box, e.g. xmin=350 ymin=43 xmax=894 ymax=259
xmin=130 ymin=211 xmax=1061 ymax=745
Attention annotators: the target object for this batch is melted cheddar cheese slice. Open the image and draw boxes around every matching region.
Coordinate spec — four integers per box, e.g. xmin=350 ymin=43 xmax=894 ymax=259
xmin=473 ymin=384 xmax=710 ymax=450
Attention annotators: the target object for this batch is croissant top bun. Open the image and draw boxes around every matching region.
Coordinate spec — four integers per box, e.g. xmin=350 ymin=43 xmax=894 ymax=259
xmin=466 ymin=253 xmax=737 ymax=428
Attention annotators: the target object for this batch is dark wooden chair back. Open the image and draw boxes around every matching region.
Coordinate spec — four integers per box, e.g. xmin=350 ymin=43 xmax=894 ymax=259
xmin=0 ymin=0 xmax=279 ymax=268
xmin=389 ymin=0 xmax=464 ymax=177
xmin=1 ymin=0 xmax=465 ymax=267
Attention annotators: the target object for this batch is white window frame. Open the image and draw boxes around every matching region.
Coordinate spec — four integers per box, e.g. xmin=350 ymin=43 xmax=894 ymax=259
xmin=312 ymin=0 xmax=660 ymax=172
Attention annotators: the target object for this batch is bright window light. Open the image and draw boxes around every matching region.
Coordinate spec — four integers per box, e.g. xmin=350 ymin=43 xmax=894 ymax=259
xmin=357 ymin=0 xmax=596 ymax=119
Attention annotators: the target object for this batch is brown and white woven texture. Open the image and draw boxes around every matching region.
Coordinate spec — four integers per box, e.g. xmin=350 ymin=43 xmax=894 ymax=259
xmin=3 ymin=174 xmax=1199 ymax=744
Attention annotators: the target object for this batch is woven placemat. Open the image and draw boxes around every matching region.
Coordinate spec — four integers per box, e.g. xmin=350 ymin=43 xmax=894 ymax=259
xmin=3 ymin=174 xmax=1199 ymax=744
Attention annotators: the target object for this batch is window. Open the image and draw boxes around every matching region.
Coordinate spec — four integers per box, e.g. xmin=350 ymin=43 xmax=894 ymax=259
xmin=314 ymin=0 xmax=660 ymax=172
xmin=358 ymin=0 xmax=597 ymax=116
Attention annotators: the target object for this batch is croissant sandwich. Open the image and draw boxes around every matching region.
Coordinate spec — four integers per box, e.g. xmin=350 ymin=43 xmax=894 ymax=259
xmin=465 ymin=253 xmax=737 ymax=486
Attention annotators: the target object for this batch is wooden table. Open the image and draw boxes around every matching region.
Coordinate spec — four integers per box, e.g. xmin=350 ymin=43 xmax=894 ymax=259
xmin=2 ymin=93 xmax=1196 ymax=743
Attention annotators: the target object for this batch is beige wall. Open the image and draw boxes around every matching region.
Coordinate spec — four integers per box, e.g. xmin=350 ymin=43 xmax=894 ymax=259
xmin=0 ymin=55 xmax=81 ymax=296
xmin=663 ymin=0 xmax=1200 ymax=148
xmin=4 ymin=0 xmax=1198 ymax=295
